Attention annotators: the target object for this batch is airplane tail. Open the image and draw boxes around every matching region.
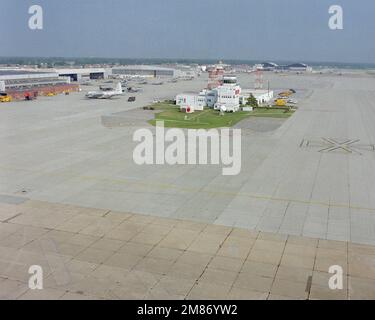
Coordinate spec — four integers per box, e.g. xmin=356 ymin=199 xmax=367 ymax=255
xmin=116 ymin=82 xmax=122 ymax=93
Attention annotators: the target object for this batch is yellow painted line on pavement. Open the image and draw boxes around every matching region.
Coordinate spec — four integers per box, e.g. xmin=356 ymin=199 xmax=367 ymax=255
xmin=1 ymin=164 xmax=375 ymax=212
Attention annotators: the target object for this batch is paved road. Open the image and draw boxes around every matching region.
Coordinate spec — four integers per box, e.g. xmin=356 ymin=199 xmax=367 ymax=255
xmin=1 ymin=199 xmax=375 ymax=300
xmin=1 ymin=72 xmax=375 ymax=245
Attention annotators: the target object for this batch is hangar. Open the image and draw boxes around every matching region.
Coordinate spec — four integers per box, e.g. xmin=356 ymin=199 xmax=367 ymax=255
xmin=52 ymin=68 xmax=109 ymax=81
xmin=261 ymin=62 xmax=312 ymax=72
xmin=0 ymin=69 xmax=79 ymax=100
xmin=112 ymin=65 xmax=188 ymax=78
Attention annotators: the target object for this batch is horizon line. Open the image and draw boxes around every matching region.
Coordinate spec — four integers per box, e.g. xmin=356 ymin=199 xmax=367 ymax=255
xmin=1 ymin=56 xmax=375 ymax=66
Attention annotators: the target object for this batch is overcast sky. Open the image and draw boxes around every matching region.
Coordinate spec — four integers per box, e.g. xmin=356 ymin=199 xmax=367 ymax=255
xmin=1 ymin=0 xmax=374 ymax=63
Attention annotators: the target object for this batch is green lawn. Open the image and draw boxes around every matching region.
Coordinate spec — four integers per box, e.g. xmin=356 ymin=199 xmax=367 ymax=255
xmin=148 ymin=103 xmax=294 ymax=129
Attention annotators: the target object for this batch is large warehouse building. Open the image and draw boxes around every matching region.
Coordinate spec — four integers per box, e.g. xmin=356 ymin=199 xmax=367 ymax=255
xmin=52 ymin=68 xmax=109 ymax=81
xmin=112 ymin=65 xmax=194 ymax=78
xmin=261 ymin=62 xmax=312 ymax=72
xmin=0 ymin=69 xmax=79 ymax=100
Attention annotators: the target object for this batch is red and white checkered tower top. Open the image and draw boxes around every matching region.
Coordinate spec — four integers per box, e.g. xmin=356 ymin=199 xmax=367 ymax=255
xmin=254 ymin=64 xmax=264 ymax=89
xmin=207 ymin=65 xmax=224 ymax=89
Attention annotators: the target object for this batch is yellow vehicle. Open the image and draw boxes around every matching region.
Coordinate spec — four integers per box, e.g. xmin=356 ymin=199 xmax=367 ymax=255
xmin=0 ymin=93 xmax=12 ymax=102
xmin=278 ymin=91 xmax=292 ymax=97
xmin=46 ymin=92 xmax=55 ymax=96
xmin=275 ymin=99 xmax=287 ymax=106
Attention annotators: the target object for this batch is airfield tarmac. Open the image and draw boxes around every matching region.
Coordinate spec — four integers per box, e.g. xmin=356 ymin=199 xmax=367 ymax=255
xmin=1 ymin=71 xmax=375 ymax=247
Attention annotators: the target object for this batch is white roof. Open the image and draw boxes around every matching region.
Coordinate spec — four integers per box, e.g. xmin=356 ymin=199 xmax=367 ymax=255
xmin=242 ymin=89 xmax=273 ymax=96
xmin=178 ymin=91 xmax=205 ymax=97
xmin=113 ymin=65 xmax=176 ymax=71
xmin=0 ymin=69 xmax=59 ymax=80
xmin=52 ymin=68 xmax=106 ymax=74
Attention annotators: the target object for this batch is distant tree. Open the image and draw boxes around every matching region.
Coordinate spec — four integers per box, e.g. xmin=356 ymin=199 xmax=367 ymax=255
xmin=246 ymin=94 xmax=258 ymax=107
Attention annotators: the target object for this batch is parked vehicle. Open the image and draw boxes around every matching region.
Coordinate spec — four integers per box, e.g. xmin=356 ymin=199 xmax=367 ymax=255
xmin=275 ymin=99 xmax=287 ymax=106
xmin=24 ymin=92 xmax=38 ymax=101
xmin=0 ymin=92 xmax=12 ymax=102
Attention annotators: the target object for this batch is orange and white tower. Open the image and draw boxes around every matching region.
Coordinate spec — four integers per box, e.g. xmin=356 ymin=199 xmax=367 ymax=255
xmin=207 ymin=65 xmax=224 ymax=89
xmin=254 ymin=64 xmax=264 ymax=89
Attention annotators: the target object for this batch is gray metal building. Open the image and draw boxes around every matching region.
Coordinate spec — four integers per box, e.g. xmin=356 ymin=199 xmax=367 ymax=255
xmin=112 ymin=65 xmax=183 ymax=78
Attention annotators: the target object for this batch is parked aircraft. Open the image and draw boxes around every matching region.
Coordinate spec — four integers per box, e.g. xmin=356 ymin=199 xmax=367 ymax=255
xmin=99 ymin=86 xmax=114 ymax=91
xmin=127 ymin=87 xmax=142 ymax=93
xmin=86 ymin=83 xmax=123 ymax=99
